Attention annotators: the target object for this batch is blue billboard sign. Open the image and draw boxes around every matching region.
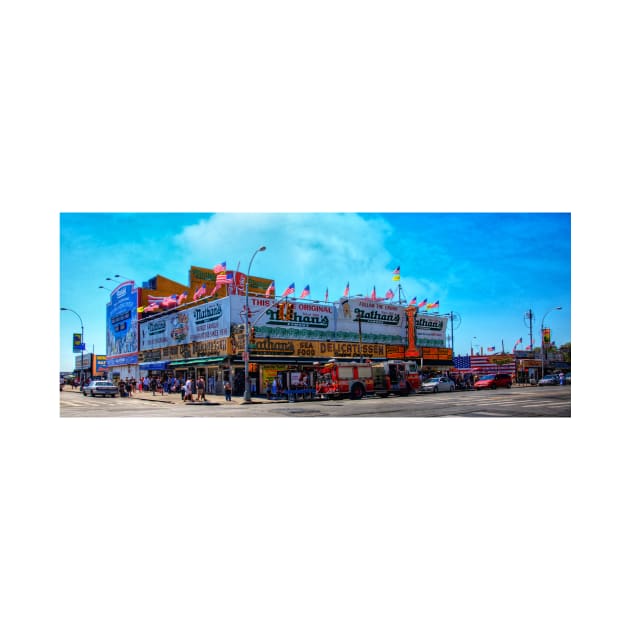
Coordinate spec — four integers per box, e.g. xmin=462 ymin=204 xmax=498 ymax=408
xmin=106 ymin=281 xmax=139 ymax=363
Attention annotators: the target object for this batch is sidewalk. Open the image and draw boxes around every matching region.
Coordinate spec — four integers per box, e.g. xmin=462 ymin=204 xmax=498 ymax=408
xmin=63 ymin=387 xmax=281 ymax=406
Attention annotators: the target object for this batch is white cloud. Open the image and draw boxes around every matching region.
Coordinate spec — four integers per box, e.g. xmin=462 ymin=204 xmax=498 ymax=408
xmin=174 ymin=213 xmax=408 ymax=299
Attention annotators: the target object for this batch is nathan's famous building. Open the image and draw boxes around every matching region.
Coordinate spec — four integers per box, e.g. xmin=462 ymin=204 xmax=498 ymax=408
xmin=104 ymin=264 xmax=452 ymax=394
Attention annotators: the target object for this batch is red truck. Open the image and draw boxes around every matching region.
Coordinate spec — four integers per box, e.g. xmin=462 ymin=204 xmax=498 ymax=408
xmin=315 ymin=360 xmax=420 ymax=399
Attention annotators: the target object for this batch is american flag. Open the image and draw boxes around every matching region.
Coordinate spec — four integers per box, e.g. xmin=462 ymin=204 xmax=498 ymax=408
xmin=193 ymin=284 xmax=207 ymax=300
xmin=385 ymin=288 xmax=394 ymax=300
xmin=453 ymin=355 xmax=471 ymax=370
xmin=471 ymin=354 xmax=515 ymax=375
xmin=453 ymin=354 xmax=515 ymax=374
xmin=215 ymin=271 xmax=234 ymax=286
xmin=213 ymin=261 xmax=226 ymax=273
xmin=300 ymin=285 xmax=310 ymax=299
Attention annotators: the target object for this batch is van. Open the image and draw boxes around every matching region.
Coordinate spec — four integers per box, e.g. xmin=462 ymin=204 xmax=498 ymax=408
xmin=473 ymin=373 xmax=512 ymax=390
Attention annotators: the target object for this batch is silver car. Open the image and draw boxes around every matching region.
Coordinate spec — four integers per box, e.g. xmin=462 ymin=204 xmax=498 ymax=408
xmin=421 ymin=376 xmax=455 ymax=393
xmin=537 ymin=374 xmax=560 ymax=386
xmin=83 ymin=380 xmax=119 ymax=397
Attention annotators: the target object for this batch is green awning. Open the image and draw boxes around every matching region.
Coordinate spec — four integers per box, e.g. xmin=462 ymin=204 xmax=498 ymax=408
xmin=168 ymin=357 xmax=226 ymax=367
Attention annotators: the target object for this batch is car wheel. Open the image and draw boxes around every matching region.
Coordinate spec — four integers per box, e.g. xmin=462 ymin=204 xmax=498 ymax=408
xmin=83 ymin=391 xmax=87 ymax=396
xmin=507 ymin=384 xmax=511 ymax=388
xmin=91 ymin=391 xmax=95 ymax=397
xmin=433 ymin=386 xmax=438 ymax=393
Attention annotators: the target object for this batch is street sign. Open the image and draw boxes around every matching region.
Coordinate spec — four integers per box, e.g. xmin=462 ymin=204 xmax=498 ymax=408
xmin=72 ymin=333 xmax=84 ymax=353
xmin=242 ymin=351 xmax=249 ymax=361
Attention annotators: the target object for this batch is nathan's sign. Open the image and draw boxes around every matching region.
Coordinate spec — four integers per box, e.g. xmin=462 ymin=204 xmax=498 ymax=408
xmin=415 ymin=314 xmax=448 ymax=346
xmin=351 ymin=307 xmax=401 ymax=326
xmin=335 ymin=298 xmax=406 ymax=343
xmin=138 ymin=338 xmax=229 ymax=363
xmin=233 ymin=296 xmax=336 ymax=340
xmin=232 ymin=337 xmax=387 ymax=359
xmin=266 ymin=305 xmax=331 ymax=328
xmin=140 ymin=297 xmax=231 ymax=351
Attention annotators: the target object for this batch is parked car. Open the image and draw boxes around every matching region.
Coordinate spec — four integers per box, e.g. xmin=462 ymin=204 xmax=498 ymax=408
xmin=83 ymin=380 xmax=118 ymax=397
xmin=473 ymin=373 xmax=512 ymax=390
xmin=537 ymin=374 xmax=559 ymax=386
xmin=421 ymin=376 xmax=455 ymax=393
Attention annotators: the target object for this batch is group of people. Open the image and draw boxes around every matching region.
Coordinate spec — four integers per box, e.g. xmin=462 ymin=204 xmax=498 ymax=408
xmin=113 ymin=374 xmax=234 ymax=402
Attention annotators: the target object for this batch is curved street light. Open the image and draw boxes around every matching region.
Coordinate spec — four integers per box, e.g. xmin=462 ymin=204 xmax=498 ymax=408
xmin=470 ymin=336 xmax=477 ymax=355
xmin=60 ymin=307 xmax=85 ymax=385
xmin=541 ymin=306 xmax=562 ymax=378
xmin=244 ymin=246 xmax=266 ymax=402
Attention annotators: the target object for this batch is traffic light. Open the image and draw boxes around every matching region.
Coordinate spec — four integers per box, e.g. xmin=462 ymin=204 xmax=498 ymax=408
xmin=250 ymin=326 xmax=256 ymax=344
xmin=285 ymin=303 xmax=294 ymax=320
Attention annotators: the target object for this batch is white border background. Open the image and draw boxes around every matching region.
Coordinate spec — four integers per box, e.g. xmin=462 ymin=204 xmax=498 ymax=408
xmin=2 ymin=1 xmax=628 ymax=629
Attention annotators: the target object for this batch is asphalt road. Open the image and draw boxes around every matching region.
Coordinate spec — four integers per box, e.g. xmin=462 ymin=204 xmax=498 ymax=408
xmin=60 ymin=385 xmax=571 ymax=417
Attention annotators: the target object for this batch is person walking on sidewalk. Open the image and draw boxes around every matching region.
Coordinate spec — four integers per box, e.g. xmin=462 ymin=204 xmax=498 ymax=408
xmin=223 ymin=379 xmax=232 ymax=401
xmin=184 ymin=376 xmax=193 ymax=401
xmin=196 ymin=376 xmax=206 ymax=401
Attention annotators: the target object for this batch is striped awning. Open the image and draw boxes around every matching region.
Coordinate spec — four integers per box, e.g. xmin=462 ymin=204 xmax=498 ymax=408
xmin=168 ymin=357 xmax=226 ymax=367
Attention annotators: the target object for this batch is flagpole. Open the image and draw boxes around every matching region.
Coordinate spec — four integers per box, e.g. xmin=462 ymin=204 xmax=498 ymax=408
xmin=244 ymin=247 xmax=266 ymax=403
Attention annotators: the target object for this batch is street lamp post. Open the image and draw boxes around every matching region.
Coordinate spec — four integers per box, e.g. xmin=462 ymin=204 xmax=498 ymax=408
xmin=540 ymin=306 xmax=562 ymax=379
xmin=61 ymin=307 xmax=85 ymax=386
xmin=243 ymin=246 xmax=266 ymax=402
xmin=470 ymin=336 xmax=477 ymax=356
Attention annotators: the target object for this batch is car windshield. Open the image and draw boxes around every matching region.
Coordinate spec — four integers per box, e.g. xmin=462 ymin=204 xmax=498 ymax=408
xmin=479 ymin=375 xmax=494 ymax=381
xmin=426 ymin=378 xmax=439 ymax=383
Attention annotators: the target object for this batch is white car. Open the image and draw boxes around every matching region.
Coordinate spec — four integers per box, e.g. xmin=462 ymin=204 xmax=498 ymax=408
xmin=83 ymin=380 xmax=118 ymax=397
xmin=421 ymin=376 xmax=455 ymax=393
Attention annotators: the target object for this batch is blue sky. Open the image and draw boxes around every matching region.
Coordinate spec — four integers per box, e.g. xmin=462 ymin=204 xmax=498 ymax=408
xmin=59 ymin=212 xmax=570 ymax=371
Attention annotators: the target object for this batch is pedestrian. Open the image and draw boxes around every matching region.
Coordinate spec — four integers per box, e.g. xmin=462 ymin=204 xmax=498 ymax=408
xmin=271 ymin=377 xmax=278 ymax=399
xmin=208 ymin=375 xmax=215 ymax=394
xmin=150 ymin=377 xmax=157 ymax=396
xmin=266 ymin=381 xmax=272 ymax=399
xmin=125 ymin=379 xmax=132 ymax=397
xmin=184 ymin=376 xmax=193 ymax=401
xmin=224 ymin=379 xmax=232 ymax=401
xmin=196 ymin=376 xmax=206 ymax=401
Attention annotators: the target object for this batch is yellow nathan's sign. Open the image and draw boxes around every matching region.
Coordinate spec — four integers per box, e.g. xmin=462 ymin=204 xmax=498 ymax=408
xmin=231 ymin=337 xmax=388 ymax=359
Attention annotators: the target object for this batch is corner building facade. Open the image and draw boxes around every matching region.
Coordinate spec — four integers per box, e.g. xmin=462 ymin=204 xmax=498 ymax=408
xmin=137 ymin=292 xmax=453 ymax=396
